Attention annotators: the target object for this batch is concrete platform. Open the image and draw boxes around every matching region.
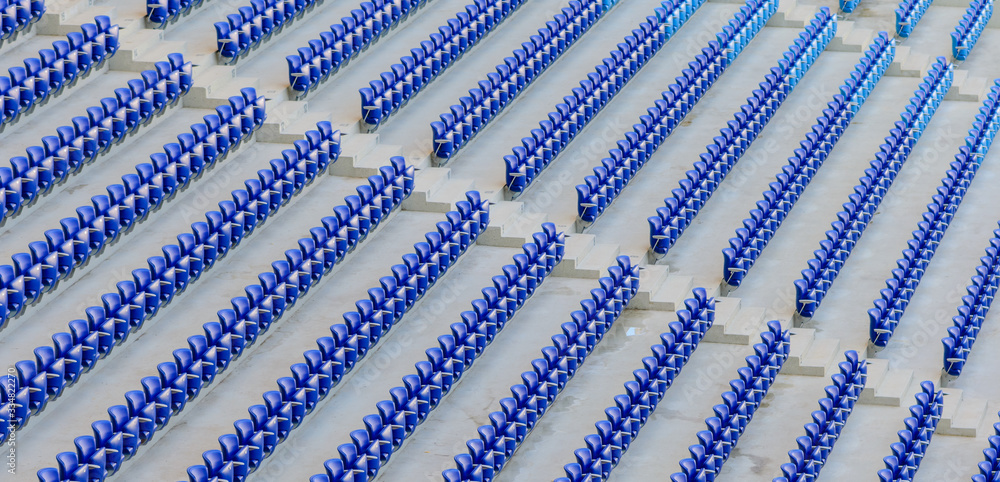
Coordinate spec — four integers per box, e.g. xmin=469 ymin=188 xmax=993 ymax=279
xmin=4 ymin=0 xmax=1000 ymax=480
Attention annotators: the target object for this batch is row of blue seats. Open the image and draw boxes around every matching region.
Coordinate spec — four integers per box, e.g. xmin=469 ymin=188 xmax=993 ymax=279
xmin=1 ymin=16 xmax=118 ymax=129
xmin=575 ymin=0 xmax=773 ymax=226
xmin=186 ymin=191 xmax=493 ymax=482
xmin=870 ymin=78 xmax=1000 ymax=349
xmin=503 ymin=0 xmax=706 ymax=192
xmin=0 ymin=88 xmax=264 ymax=333
xmin=146 ymin=0 xmax=204 ymax=29
xmin=942 ymin=223 xmax=1000 ymax=378
xmin=0 ymin=120 xmax=333 ymax=447
xmin=722 ymin=34 xmax=894 ymax=290
xmin=951 ymin=0 xmax=991 ymax=61
xmin=359 ymin=0 xmax=533 ymax=131
xmin=647 ymin=6 xmax=826 ymax=257
xmin=308 ymin=223 xmax=567 ymax=482
xmin=444 ymin=256 xmax=640 ymax=481
xmin=973 ymin=414 xmax=1000 ymax=482
xmin=774 ymin=351 xmax=867 ymax=482
xmin=215 ymin=0 xmax=321 ymax=64
xmin=287 ymin=0 xmax=433 ymax=97
xmin=39 ymin=161 xmax=416 ymax=482
xmin=1 ymin=53 xmax=193 ymax=224
xmin=556 ymin=288 xmax=716 ymax=481
xmin=793 ymin=58 xmax=953 ymax=319
xmin=0 ymin=0 xmax=43 ymax=45
xmin=895 ymin=0 xmax=932 ymax=38
xmin=878 ymin=381 xmax=943 ymax=482
xmin=840 ymin=0 xmax=861 ymax=13
xmin=671 ymin=322 xmax=790 ymax=482
xmin=430 ymin=0 xmax=610 ymax=164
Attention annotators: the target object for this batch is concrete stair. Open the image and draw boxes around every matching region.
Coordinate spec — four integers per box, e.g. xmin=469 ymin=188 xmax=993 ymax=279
xmin=886 ymin=45 xmax=930 ymax=78
xmin=185 ymin=66 xmax=262 ymax=109
xmin=108 ymin=19 xmax=190 ymax=72
xmin=782 ymin=328 xmax=841 ymax=377
xmin=827 ymin=20 xmax=875 ymax=52
xmin=767 ymin=1 xmax=817 ymax=28
xmin=937 ymin=388 xmax=989 ymax=437
xmin=947 ymin=69 xmax=992 ymax=102
xmin=255 ymin=99 xmax=360 ymax=145
xmin=257 ymin=101 xmax=313 ymax=142
xmin=702 ymin=297 xmax=769 ymax=345
xmin=548 ymin=234 xmax=623 ymax=279
xmin=330 ymin=133 xmax=414 ymax=179
xmin=37 ymin=0 xmax=115 ymax=35
xmin=403 ymin=167 xmax=490 ymax=213
xmin=478 ymin=201 xmax=550 ymax=248
xmin=859 ymin=357 xmax=913 ymax=406
xmin=628 ymin=264 xmax=721 ymax=312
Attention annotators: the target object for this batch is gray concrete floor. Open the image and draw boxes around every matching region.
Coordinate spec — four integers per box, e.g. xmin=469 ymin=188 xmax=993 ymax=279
xmin=5 ymin=0 xmax=1000 ymax=481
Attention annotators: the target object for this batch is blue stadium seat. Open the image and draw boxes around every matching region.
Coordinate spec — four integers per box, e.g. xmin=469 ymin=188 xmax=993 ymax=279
xmin=529 ymin=289 xmax=723 ymax=482
xmin=357 ymin=0 xmax=540 ymax=130
xmin=60 ymin=192 xmax=489 ymax=480
xmin=572 ymin=0 xmax=796 ymax=235
xmin=774 ymin=351 xmax=866 ymax=482
xmin=951 ymin=0 xmax=992 ymax=61
xmin=870 ymin=80 xmax=1000 ymax=352
xmin=213 ymin=0 xmax=318 ymax=64
xmin=791 ymin=57 xmax=952 ymax=320
xmin=36 ymin=161 xmax=426 ymax=478
xmin=0 ymin=124 xmax=336 ymax=453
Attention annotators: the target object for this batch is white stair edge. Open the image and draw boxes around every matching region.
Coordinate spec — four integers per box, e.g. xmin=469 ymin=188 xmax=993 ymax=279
xmin=938 ymin=388 xmax=989 ymax=437
xmin=783 ymin=329 xmax=841 ymax=377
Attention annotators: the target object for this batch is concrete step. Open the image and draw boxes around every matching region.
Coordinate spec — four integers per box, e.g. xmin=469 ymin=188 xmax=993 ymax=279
xmin=630 ymin=264 xmax=670 ymax=310
xmin=339 ymin=142 xmax=403 ymax=178
xmin=705 ymin=300 xmax=768 ymax=345
xmin=938 ymin=388 xmax=989 ymax=437
xmin=886 ymin=45 xmax=929 ymax=78
xmin=551 ymin=241 xmax=621 ymax=279
xmin=187 ymin=65 xmax=235 ymax=106
xmin=403 ymin=168 xmax=477 ymax=213
xmin=115 ymin=39 xmax=190 ymax=73
xmin=859 ymin=356 xmax=889 ymax=403
xmin=332 ymin=133 xmax=379 ymax=177
xmin=404 ymin=167 xmax=452 ymax=209
xmin=38 ymin=0 xmax=98 ymax=34
xmin=783 ymin=328 xmax=840 ymax=377
xmin=478 ymin=201 xmax=549 ymax=248
xmin=257 ymin=101 xmax=311 ymax=142
xmin=422 ymin=177 xmax=478 ymax=212
xmin=947 ymin=69 xmax=991 ymax=102
xmin=859 ymin=358 xmax=913 ymax=406
xmin=186 ymin=66 xmax=261 ymax=108
xmin=549 ymin=233 xmax=596 ymax=277
xmin=703 ymin=297 xmax=740 ymax=342
xmin=827 ymin=21 xmax=874 ymax=52
xmin=38 ymin=1 xmax=115 ymax=35
xmin=107 ymin=28 xmax=168 ymax=70
xmin=768 ymin=1 xmax=816 ymax=28
xmin=636 ymin=274 xmax=710 ymax=312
